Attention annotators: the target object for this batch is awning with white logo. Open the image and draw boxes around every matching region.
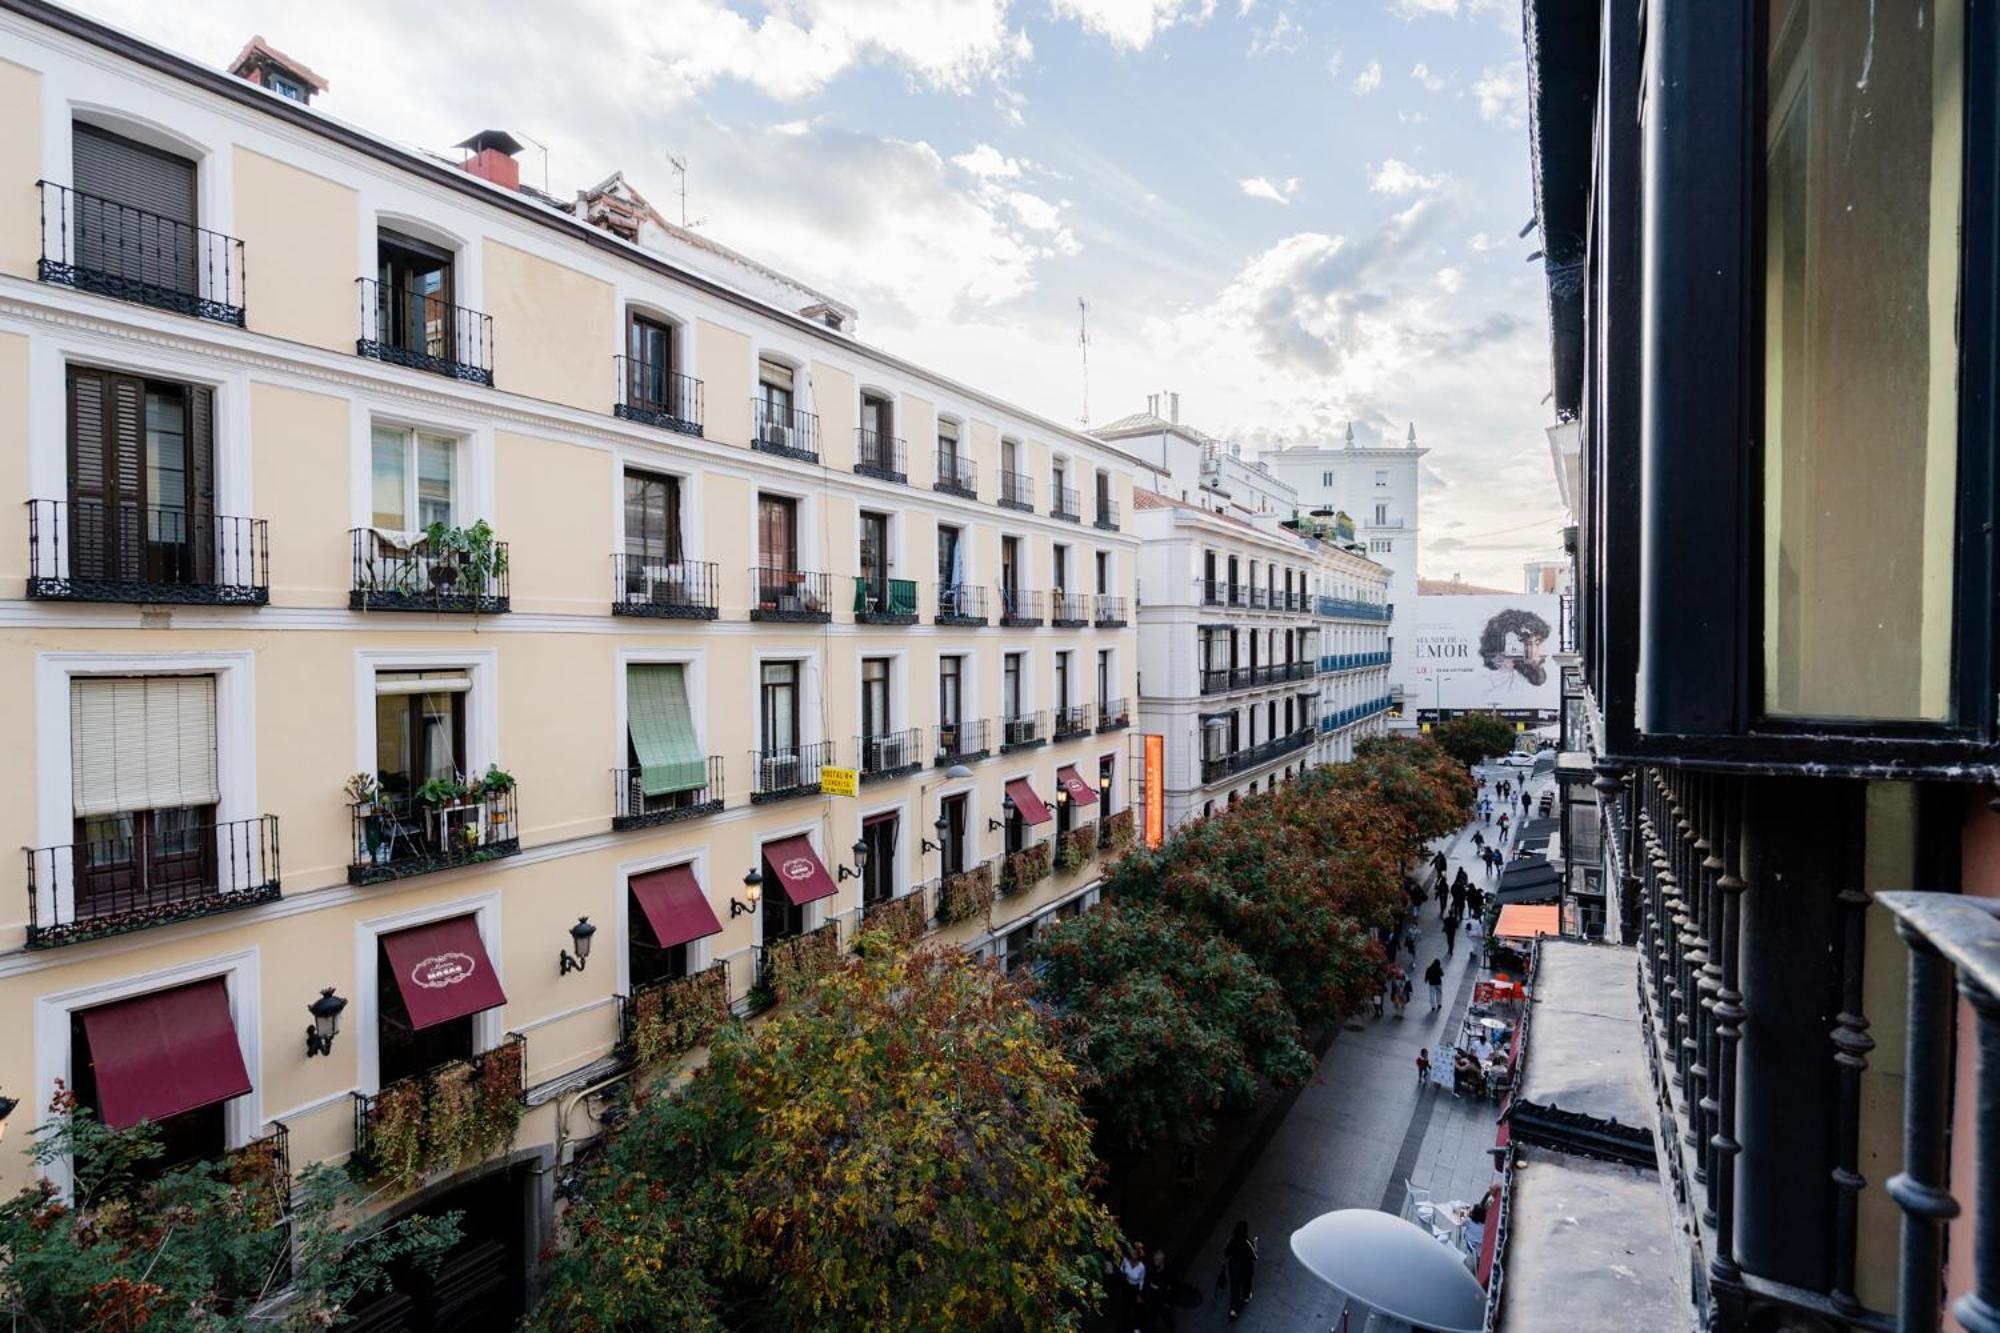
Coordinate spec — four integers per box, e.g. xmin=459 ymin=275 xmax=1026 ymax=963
xmin=762 ymin=834 xmax=838 ymax=907
xmin=381 ymin=914 xmax=507 ymax=1030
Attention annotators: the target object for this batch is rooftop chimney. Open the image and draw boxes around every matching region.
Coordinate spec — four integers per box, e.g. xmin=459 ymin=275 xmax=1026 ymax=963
xmin=1169 ymin=392 xmax=1180 ymax=423
xmin=455 ymin=130 xmax=524 ymax=191
xmin=1146 ymin=393 xmax=1158 ymax=416
xmin=226 ymin=36 xmax=327 ymax=105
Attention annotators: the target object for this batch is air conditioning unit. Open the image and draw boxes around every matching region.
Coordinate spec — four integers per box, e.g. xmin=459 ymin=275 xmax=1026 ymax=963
xmin=762 ymin=424 xmax=796 ymax=451
xmin=761 ymin=753 xmax=802 ymax=791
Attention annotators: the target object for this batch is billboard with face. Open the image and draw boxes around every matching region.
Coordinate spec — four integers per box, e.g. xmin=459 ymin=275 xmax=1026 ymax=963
xmin=1410 ymin=594 xmax=1561 ymax=719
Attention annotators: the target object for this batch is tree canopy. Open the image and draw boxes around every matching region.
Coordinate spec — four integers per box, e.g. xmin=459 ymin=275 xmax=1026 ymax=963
xmin=1428 ymin=712 xmax=1521 ymax=772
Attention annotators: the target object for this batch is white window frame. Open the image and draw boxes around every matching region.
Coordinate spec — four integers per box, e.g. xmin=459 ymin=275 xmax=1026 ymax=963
xmin=754 ymin=647 xmax=823 ymax=752
xmin=747 ymin=480 xmax=821 ymax=575
xmin=354 ymin=890 xmax=506 ymax=1095
xmin=757 ymin=821 xmax=832 ymax=940
xmin=611 ymin=452 xmax=705 ymax=570
xmin=354 ymin=648 xmax=500 ymax=780
xmin=614 ymin=647 xmax=709 ymax=773
xmin=618 ymin=298 xmax=699 ymax=385
xmin=349 ymin=406 xmax=493 ymax=534
xmin=615 ymin=843 xmax=717 ymax=997
xmin=858 ymin=649 xmax=907 ymax=743
xmin=365 ymin=421 xmax=461 ymax=534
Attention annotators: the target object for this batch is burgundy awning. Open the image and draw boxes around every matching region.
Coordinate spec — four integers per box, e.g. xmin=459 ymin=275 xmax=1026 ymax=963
xmin=1005 ymin=776 xmax=1053 ymax=826
xmin=1056 ymin=765 xmax=1099 ymax=807
xmin=381 ymin=914 xmax=508 ymax=1031
xmin=630 ymin=863 xmax=723 ymax=949
xmin=764 ymin=834 xmax=838 ymax=906
xmin=80 ymin=977 xmax=251 ymax=1130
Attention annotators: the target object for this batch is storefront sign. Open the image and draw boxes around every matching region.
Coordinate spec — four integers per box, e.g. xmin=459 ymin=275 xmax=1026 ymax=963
xmin=1143 ymin=733 xmax=1164 ymax=848
xmin=410 ymin=950 xmax=477 ymax=990
xmin=821 ymin=766 xmax=859 ymax=797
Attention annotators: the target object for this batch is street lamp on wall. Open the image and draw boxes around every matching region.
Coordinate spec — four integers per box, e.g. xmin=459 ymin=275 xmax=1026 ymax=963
xmin=836 ymin=837 xmax=870 ymax=882
xmin=922 ymin=812 xmax=949 ymax=855
xmin=988 ymin=793 xmax=1016 ymax=833
xmin=304 ymin=986 xmax=348 ymax=1059
xmin=559 ymin=916 xmax=597 ymax=976
xmin=732 ymin=866 xmax=763 ymax=918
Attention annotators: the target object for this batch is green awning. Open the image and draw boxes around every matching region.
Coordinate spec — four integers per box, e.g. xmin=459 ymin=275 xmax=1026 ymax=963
xmin=629 ymin=663 xmax=706 ymax=796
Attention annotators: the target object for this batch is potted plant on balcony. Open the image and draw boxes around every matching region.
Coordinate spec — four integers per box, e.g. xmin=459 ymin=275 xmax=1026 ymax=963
xmin=414 ymin=775 xmax=471 ymax=854
xmin=346 ymin=772 xmax=385 ymax=865
xmin=479 ymin=764 xmax=516 ymax=838
xmin=423 ymin=518 xmax=508 ymax=601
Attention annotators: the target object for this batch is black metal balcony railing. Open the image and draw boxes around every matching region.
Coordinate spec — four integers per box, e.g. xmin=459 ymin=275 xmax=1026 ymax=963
xmin=619 ymin=961 xmax=731 ymax=1064
xmin=751 ymin=740 xmax=834 ymax=801
xmin=37 ymin=181 xmax=245 ymax=325
xmin=613 ymin=555 xmax=718 ymax=620
xmin=613 ymin=356 xmax=704 ymax=437
xmin=1249 ymin=587 xmax=1270 ymax=610
xmin=1199 ymin=726 xmax=1316 ymax=784
xmin=1317 ymin=594 xmax=1392 ymax=621
xmin=750 ymin=567 xmax=833 ymax=622
xmin=936 ymin=583 xmax=988 ymax=626
xmin=999 ymin=587 xmax=1044 ymax=627
xmin=612 ymin=759 xmax=724 ymax=831
xmin=356 ymin=278 xmax=493 ymax=386
xmin=351 ymin=528 xmax=509 ymax=614
xmin=25 ymin=815 xmax=281 ymax=950
xmin=860 ymin=729 xmax=923 ymax=781
xmin=933 ymin=449 xmax=978 ymax=499
xmin=855 ymin=430 xmax=907 ymax=484
xmin=26 ymin=499 xmax=268 ymax=605
xmin=349 ymin=788 xmax=521 ymax=886
xmin=854 ymin=577 xmax=918 ymax=625
xmin=1094 ymin=595 xmax=1128 ymax=626
xmin=934 ymin=719 xmax=990 ymax=766
xmin=751 ymin=400 xmax=820 ymax=464
xmin=1200 ymin=666 xmax=1253 ymax=695
xmin=1053 ymin=705 xmax=1091 ymax=739
xmin=351 ymin=1033 xmax=524 ymax=1187
xmin=1051 ymin=484 xmax=1081 ymax=522
xmin=1097 ymin=698 xmax=1132 ymax=732
xmin=1001 ymin=711 xmax=1048 ymax=751
xmin=1051 ymin=591 xmax=1090 ymax=626
xmin=1094 ymin=496 xmax=1121 ymax=532
xmin=999 ymin=470 xmax=1035 ymax=513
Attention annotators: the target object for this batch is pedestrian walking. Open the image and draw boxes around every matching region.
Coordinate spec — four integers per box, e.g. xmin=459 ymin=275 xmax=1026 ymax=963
xmin=1119 ymin=1246 xmax=1148 ymax=1333
xmin=1481 ymin=802 xmax=1491 ymax=825
xmin=1416 ymin=1046 xmax=1432 ymax=1087
xmin=1472 ymin=829 xmax=1485 ymax=851
xmin=1521 ymin=791 xmax=1532 ymax=816
xmin=1444 ymin=913 xmax=1459 ymax=956
xmin=1404 ymin=924 xmax=1419 ymax=962
xmin=1431 ymin=849 xmax=1448 ymax=880
xmin=1373 ymin=971 xmax=1388 ymax=1019
xmin=1146 ymin=1250 xmax=1175 ymax=1332
xmin=1498 ymin=811 xmax=1510 ymax=836
xmin=1425 ymin=956 xmax=1445 ymax=1011
xmin=1433 ymin=875 xmax=1449 ymax=912
xmin=1217 ymin=1221 xmax=1258 ymax=1320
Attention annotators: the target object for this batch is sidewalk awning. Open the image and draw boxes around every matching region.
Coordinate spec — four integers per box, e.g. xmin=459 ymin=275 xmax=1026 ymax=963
xmin=80 ymin=977 xmax=252 ymax=1130
xmin=763 ymin=834 xmax=838 ymax=906
xmin=1496 ymin=856 xmax=1560 ymax=905
xmin=1005 ymin=776 xmax=1054 ymax=825
xmin=382 ymin=914 xmax=508 ymax=1030
xmin=1056 ymin=765 xmax=1098 ymax=806
xmin=1495 ymin=904 xmax=1560 ymax=942
xmin=630 ymin=863 xmax=723 ymax=949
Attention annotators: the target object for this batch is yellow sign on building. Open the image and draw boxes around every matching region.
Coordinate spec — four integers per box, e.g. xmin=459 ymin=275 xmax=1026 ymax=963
xmin=821 ymin=766 xmax=859 ymax=797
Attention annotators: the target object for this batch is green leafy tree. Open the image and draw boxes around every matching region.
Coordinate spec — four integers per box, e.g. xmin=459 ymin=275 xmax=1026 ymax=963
xmin=1032 ymin=901 xmax=1313 ymax=1146
xmin=1429 ymin=712 xmax=1520 ymax=772
xmin=532 ymin=936 xmax=1120 ymax=1333
xmin=0 ymin=1088 xmax=458 ymax=1331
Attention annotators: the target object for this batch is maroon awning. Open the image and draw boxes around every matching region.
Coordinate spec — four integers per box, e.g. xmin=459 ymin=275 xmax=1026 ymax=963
xmin=1005 ymin=776 xmax=1053 ymax=825
xmin=381 ymin=914 xmax=507 ymax=1031
xmin=630 ymin=863 xmax=723 ymax=949
xmin=1056 ymin=765 xmax=1099 ymax=807
xmin=80 ymin=977 xmax=251 ymax=1130
xmin=764 ymin=834 xmax=838 ymax=906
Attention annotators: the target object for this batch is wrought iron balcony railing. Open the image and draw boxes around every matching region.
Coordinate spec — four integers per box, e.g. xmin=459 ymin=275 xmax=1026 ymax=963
xmin=613 ymin=356 xmax=704 ymax=436
xmin=619 ymin=961 xmax=730 ymax=1064
xmin=859 ymin=729 xmax=923 ymax=781
xmin=349 ymin=788 xmax=521 ymax=886
xmin=38 ymin=181 xmax=245 ymax=325
xmin=1001 ymin=711 xmax=1048 ymax=751
xmin=612 ymin=758 xmax=724 ymax=831
xmin=613 ymin=555 xmax=718 ymax=620
xmin=1097 ymin=698 xmax=1132 ymax=732
xmin=1053 ymin=705 xmax=1091 ymax=739
xmin=351 ymin=528 xmax=509 ymax=614
xmin=999 ymin=587 xmax=1044 ymax=627
xmin=1317 ymin=594 xmax=1392 ymax=621
xmin=1200 ymin=577 xmax=1227 ymax=607
xmin=933 ymin=449 xmax=978 ymax=499
xmin=351 ymin=1033 xmax=524 ymax=1188
xmin=1093 ymin=595 xmax=1128 ymax=626
xmin=750 ymin=567 xmax=833 ymax=622
xmin=933 ymin=719 xmax=991 ymax=766
xmin=1051 ymin=591 xmax=1091 ymax=626
xmin=1051 ymin=484 xmax=1081 ymax=522
xmin=25 ymin=814 xmax=281 ymax=949
xmin=356 ymin=278 xmax=492 ymax=385
xmin=751 ymin=400 xmax=820 ymax=463
xmin=26 ymin=499 xmax=268 ymax=605
xmin=1199 ymin=726 xmax=1315 ymax=783
xmin=751 ymin=740 xmax=834 ymax=801
xmin=855 ymin=430 xmax=907 ymax=483
xmin=854 ymin=577 xmax=918 ymax=624
xmin=936 ymin=583 xmax=988 ymax=626
xmin=999 ymin=470 xmax=1035 ymax=512
xmin=1094 ymin=496 xmax=1121 ymax=531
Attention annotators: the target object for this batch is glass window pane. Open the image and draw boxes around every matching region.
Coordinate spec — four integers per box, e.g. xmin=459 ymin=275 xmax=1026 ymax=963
xmin=1761 ymin=0 xmax=1962 ymax=720
xmin=417 ymin=434 xmax=454 ymax=530
xmin=370 ymin=427 xmax=407 ymax=531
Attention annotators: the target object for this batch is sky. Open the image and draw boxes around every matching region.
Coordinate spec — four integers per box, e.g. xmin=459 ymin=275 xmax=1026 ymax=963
xmin=71 ymin=0 xmax=1565 ymax=586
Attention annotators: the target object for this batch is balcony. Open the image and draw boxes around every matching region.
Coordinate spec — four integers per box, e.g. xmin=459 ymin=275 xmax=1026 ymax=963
xmin=351 ymin=1033 xmax=524 ymax=1191
xmin=936 ymin=583 xmax=988 ymax=626
xmin=999 ymin=470 xmax=1035 ymax=513
xmin=1320 ymin=696 xmax=1394 ymax=732
xmin=751 ymin=920 xmax=843 ymax=1008
xmin=356 ymin=277 xmax=492 ymax=385
xmin=1200 ymin=666 xmax=1249 ymax=695
xmin=1051 ymin=484 xmax=1081 ymax=523
xmin=26 ymin=499 xmax=268 ymax=605
xmin=933 ymin=719 xmax=991 ymax=766
xmin=611 ymin=758 xmax=724 ymax=831
xmin=612 ymin=556 xmax=718 ymax=620
xmin=1051 ymin=591 xmax=1090 ymax=627
xmin=619 ymin=961 xmax=730 ymax=1065
xmin=999 ymin=587 xmax=1044 ymax=627
xmin=37 ymin=181 xmax=245 ymax=326
xmin=750 ymin=400 xmax=820 ymax=464
xmin=854 ymin=576 xmax=918 ymax=625
xmin=1001 ymin=711 xmax=1048 ymax=752
xmin=613 ymin=356 xmax=704 ymax=437
xmin=351 ymin=528 xmax=509 ymax=614
xmin=750 ymin=741 xmax=833 ymax=802
xmin=859 ymin=729 xmax=923 ymax=782
xmin=1097 ymin=698 xmax=1132 ymax=732
xmin=855 ymin=430 xmax=907 ymax=484
xmin=349 ymin=787 xmax=521 ymax=886
xmin=1093 ymin=595 xmax=1128 ymax=627
xmin=24 ymin=814 xmax=281 ymax=949
xmin=1094 ymin=497 xmax=1121 ymax=532
xmin=933 ymin=449 xmax=979 ymax=500
xmin=1319 ymin=650 xmax=1392 ymax=673
xmin=750 ymin=567 xmax=833 ymax=622
xmin=1317 ymin=594 xmax=1391 ymax=622
xmin=1053 ymin=705 xmax=1091 ymax=740
xmin=1200 ymin=726 xmax=1316 ymax=784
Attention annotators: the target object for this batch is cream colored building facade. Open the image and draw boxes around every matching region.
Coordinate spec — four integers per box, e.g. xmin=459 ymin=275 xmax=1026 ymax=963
xmin=0 ymin=3 xmax=1142 ymax=1308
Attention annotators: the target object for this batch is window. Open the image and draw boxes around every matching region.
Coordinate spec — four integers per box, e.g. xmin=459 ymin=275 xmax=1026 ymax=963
xmin=70 ymin=675 xmax=219 ymax=913
xmin=939 ymin=655 xmax=964 ymax=730
xmin=1760 ymin=0 xmax=1962 ymax=721
xmin=756 ymin=493 xmax=798 ymax=572
xmin=67 ymin=367 xmax=215 ymax=585
xmin=861 ymin=658 xmax=892 ymax=741
xmin=626 ymin=663 xmax=705 ymax=807
xmin=267 ymin=72 xmax=306 ymax=101
xmin=938 ymin=524 xmax=963 ymax=590
xmin=938 ymin=417 xmax=960 ymax=462
xmin=377 ymin=231 xmax=455 ymax=360
xmin=1052 ymin=458 xmax=1067 ymax=494
xmin=73 ymin=123 xmax=198 ymax=295
xmin=1097 ymin=649 xmax=1112 ymax=705
xmin=623 ymin=469 xmax=682 ymax=578
xmin=1001 ymin=536 xmax=1021 ymax=597
xmin=1098 ymin=754 xmax=1116 ymax=815
xmin=860 ymin=392 xmax=892 ymax=442
xmin=860 ymin=511 xmax=890 ymax=599
xmin=371 ymin=426 xmax=454 ymax=533
xmin=939 ymin=793 xmax=968 ymax=877
xmin=760 ymin=662 xmax=800 ymax=753
xmin=1053 ymin=545 xmax=1069 ymax=592
xmin=1374 ymin=469 xmax=1388 ymax=487
xmin=374 ymin=670 xmax=467 ymax=799
xmin=1056 ymin=651 xmax=1072 ymax=710
xmin=376 ymin=931 xmax=473 ymax=1087
xmin=1322 ymin=471 xmax=1333 ymax=487
xmin=1004 ymin=653 xmax=1024 ymax=719
xmin=1374 ymin=503 xmax=1388 ymax=525
xmin=1370 ymin=538 xmax=1393 ymax=554
xmin=755 ymin=360 xmax=796 ymax=444
xmin=626 ymin=314 xmax=677 ymax=413
xmin=69 ymin=980 xmax=244 ymax=1177
xmin=861 ymin=813 xmax=898 ymax=907
xmin=1001 ymin=437 xmax=1019 ymax=475
xmin=1095 ymin=551 xmax=1110 ymax=596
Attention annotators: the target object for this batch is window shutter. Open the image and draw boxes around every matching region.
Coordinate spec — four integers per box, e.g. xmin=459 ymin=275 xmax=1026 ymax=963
xmin=627 ymin=664 xmax=706 ymax=795
xmin=188 ymin=384 xmax=215 ymax=581
xmin=938 ymin=418 xmax=958 ymax=444
xmin=758 ymin=360 xmax=794 ymax=393
xmin=71 ymin=675 xmax=219 ymax=817
xmin=74 ymin=124 xmax=197 ymax=223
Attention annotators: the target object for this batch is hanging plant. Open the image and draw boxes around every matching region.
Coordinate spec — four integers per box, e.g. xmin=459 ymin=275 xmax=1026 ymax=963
xmin=469 ymin=1039 xmax=525 ymax=1161
xmin=866 ymin=892 xmax=929 ymax=947
xmin=767 ymin=924 xmax=842 ymax=1004
xmin=222 ymin=1130 xmax=289 ymax=1231
xmin=629 ymin=967 xmax=730 ymax=1067
xmin=1057 ymin=826 xmax=1097 ymax=875
xmin=936 ymin=863 xmax=995 ymax=927
xmin=361 ymin=1077 xmax=427 ymax=1194
xmin=1001 ymin=842 xmax=1052 ymax=894
xmin=1103 ymin=809 xmax=1137 ymax=853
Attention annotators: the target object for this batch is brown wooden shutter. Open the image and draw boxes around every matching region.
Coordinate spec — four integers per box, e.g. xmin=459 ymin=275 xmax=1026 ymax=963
xmin=106 ymin=374 xmax=144 ymax=582
xmin=188 ymin=384 xmax=215 ymax=583
xmin=65 ymin=368 xmax=142 ymax=582
xmin=66 ymin=367 xmax=107 ymax=581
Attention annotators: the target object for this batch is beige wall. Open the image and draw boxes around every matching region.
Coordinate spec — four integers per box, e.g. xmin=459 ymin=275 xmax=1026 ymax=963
xmin=252 ymin=382 xmax=349 ymax=608
xmin=495 ymin=429 xmax=611 ymax=617
xmin=813 ymin=362 xmax=855 ymax=472
xmin=697 ymin=320 xmax=751 ymax=447
xmin=904 ymin=393 xmax=935 ymax=487
xmin=0 ymin=59 xmax=39 ymax=281
xmin=233 ymin=147 xmax=356 ymax=352
xmin=483 ymin=239 xmax=614 ymax=412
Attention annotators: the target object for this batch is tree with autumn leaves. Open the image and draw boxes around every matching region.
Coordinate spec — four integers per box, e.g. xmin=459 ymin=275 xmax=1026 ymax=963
xmin=1428 ymin=711 xmax=1521 ymax=773
xmin=532 ymin=937 xmax=1119 ymax=1333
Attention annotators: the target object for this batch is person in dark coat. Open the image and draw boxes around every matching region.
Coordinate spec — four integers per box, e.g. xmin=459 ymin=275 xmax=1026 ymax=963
xmin=1443 ymin=912 xmax=1460 ymax=957
xmin=1425 ymin=956 xmax=1446 ymax=1010
xmin=1218 ymin=1221 xmax=1258 ymax=1320
xmin=1431 ymin=849 xmax=1448 ymax=880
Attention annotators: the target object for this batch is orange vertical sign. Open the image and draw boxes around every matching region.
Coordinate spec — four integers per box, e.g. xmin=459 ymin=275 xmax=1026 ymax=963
xmin=1143 ymin=733 xmax=1165 ymax=848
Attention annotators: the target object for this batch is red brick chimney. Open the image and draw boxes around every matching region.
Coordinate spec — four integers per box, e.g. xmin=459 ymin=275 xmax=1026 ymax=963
xmin=454 ymin=130 xmax=523 ymax=191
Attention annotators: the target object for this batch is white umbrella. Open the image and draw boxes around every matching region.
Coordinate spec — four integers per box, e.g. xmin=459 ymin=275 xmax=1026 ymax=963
xmin=1290 ymin=1209 xmax=1486 ymax=1333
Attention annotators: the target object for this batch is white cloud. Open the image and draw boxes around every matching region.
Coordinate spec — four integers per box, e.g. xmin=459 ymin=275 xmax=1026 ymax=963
xmin=1436 ymin=266 xmax=1464 ymax=292
xmin=1469 ymin=232 xmax=1498 ymax=252
xmin=1352 ymin=57 xmax=1383 ymax=94
xmin=1368 ymin=158 xmax=1445 ymax=195
xmin=1247 ymin=9 xmax=1303 ymax=57
xmin=1048 ymin=0 xmax=1219 ymax=50
xmin=1472 ymin=61 xmax=1528 ymax=128
xmin=1396 ymin=110 xmax=1430 ymax=125
xmin=1240 ymin=176 xmax=1301 ymax=205
xmin=1410 ymin=61 xmax=1446 ymax=91
xmin=952 ymin=143 xmax=1025 ymax=178
xmin=1325 ymin=48 xmax=1345 ymax=78
xmin=1389 ymin=0 xmax=1504 ymax=18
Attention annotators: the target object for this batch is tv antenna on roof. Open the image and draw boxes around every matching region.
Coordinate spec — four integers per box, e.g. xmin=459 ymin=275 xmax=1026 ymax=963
xmin=1077 ymin=297 xmax=1091 ymax=426
xmin=666 ymin=154 xmax=704 ymax=229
